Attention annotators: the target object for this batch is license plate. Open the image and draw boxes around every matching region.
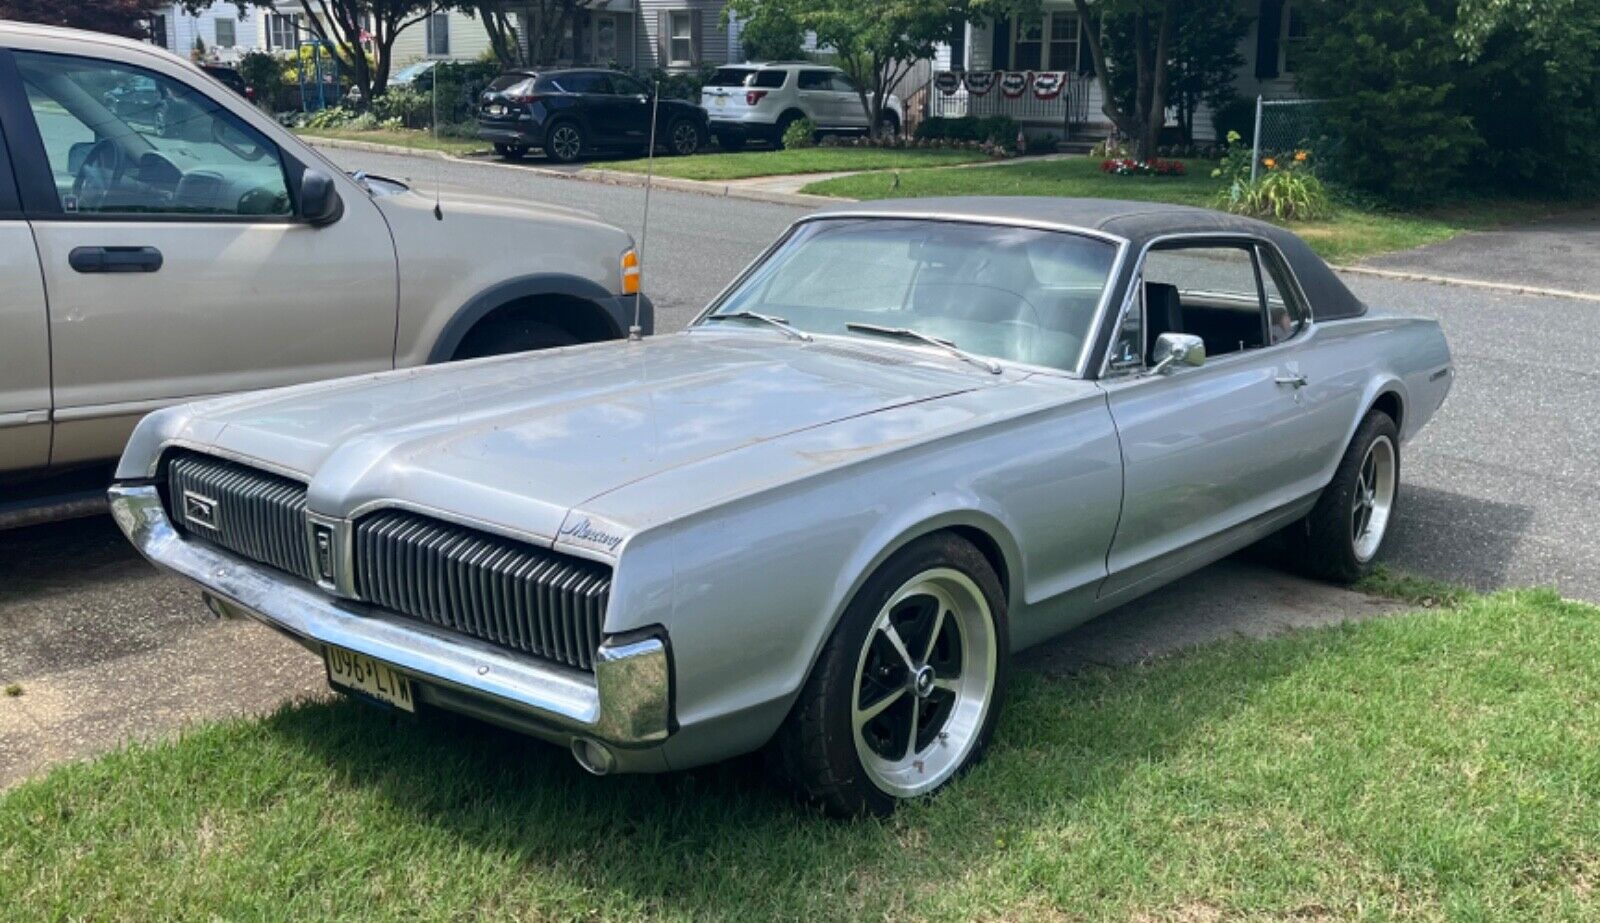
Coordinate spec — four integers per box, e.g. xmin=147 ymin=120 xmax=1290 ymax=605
xmin=488 ymin=104 xmax=506 ymax=116
xmin=324 ymin=645 xmax=414 ymax=712
xmin=715 ymin=96 xmax=726 ymax=108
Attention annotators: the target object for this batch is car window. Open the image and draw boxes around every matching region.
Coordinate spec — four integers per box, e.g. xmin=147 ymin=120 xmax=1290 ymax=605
xmin=610 ymin=73 xmax=648 ymax=96
xmin=708 ymin=219 xmax=1119 ymax=373
xmin=1257 ymin=246 xmax=1305 ymax=345
xmin=16 ymin=51 xmax=291 ymax=218
xmin=754 ymin=70 xmax=787 ymax=88
xmin=798 ymin=70 xmax=832 ymax=91
xmin=488 ymin=72 xmax=535 ymax=92
xmin=828 ymin=73 xmax=858 ymax=94
xmin=1142 ymin=244 xmax=1269 ymax=358
xmin=707 ymin=67 xmax=756 ymax=87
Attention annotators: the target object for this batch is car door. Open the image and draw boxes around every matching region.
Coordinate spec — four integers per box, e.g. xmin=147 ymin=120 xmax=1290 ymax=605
xmin=604 ymin=72 xmax=655 ymax=146
xmin=829 ymin=72 xmax=868 ymax=130
xmin=796 ymin=69 xmax=837 ymax=127
xmin=1097 ymin=239 xmax=1330 ymax=597
xmin=560 ymin=71 xmax=620 ymax=145
xmin=1 ymin=46 xmax=397 ymax=466
xmin=0 ymin=109 xmax=51 ymax=473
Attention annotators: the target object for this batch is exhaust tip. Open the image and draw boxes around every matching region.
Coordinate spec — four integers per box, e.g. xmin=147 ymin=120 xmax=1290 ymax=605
xmin=571 ymin=738 xmax=615 ymax=776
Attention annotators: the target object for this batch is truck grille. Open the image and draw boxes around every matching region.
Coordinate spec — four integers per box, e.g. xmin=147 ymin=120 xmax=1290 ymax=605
xmin=167 ymin=453 xmax=315 ymax=582
xmin=353 ymin=511 xmax=611 ymax=671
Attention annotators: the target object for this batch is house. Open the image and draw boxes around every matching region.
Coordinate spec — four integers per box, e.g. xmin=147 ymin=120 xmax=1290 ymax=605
xmin=259 ymin=1 xmax=743 ymax=73
xmin=939 ymin=0 xmax=1308 ymax=142
xmin=144 ymin=2 xmax=259 ymax=62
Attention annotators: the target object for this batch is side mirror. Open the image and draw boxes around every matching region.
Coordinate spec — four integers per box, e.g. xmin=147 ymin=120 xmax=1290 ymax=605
xmin=1151 ymin=332 xmax=1205 ymax=374
xmin=300 ymin=169 xmax=342 ymax=226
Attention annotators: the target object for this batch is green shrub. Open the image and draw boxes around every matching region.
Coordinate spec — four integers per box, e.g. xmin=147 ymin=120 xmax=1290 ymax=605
xmin=1220 ymin=169 xmax=1331 ymax=221
xmin=1210 ymin=95 xmax=1255 ymax=146
xmin=237 ymin=51 xmax=285 ymax=99
xmin=371 ymin=86 xmax=431 ymax=129
xmin=914 ymin=116 xmax=1018 ymax=145
xmin=782 ymin=117 xmax=817 ymax=150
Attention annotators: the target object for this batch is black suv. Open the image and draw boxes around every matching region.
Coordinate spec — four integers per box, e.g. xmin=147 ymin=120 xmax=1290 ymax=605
xmin=477 ymin=68 xmax=709 ymax=163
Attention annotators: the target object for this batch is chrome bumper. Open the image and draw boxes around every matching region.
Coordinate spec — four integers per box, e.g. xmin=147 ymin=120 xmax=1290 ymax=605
xmin=108 ymin=484 xmax=672 ymax=749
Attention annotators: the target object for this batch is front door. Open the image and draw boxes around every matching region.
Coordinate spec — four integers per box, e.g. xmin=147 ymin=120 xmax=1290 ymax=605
xmin=5 ymin=49 xmax=397 ymax=465
xmin=1099 ymin=240 xmax=1323 ymax=596
xmin=605 ymin=72 xmax=655 ymax=147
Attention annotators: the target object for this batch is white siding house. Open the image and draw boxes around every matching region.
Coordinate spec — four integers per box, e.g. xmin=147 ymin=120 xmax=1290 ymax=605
xmin=146 ymin=2 xmax=259 ymax=62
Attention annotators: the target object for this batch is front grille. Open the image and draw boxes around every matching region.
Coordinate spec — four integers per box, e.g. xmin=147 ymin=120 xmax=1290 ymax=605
xmin=167 ymin=453 xmax=314 ymax=582
xmin=353 ymin=510 xmax=611 ymax=671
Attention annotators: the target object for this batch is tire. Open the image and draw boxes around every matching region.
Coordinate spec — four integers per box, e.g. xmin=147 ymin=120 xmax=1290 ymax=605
xmin=493 ymin=142 xmax=526 ymax=159
xmin=773 ymin=112 xmax=802 ymax=147
xmin=543 ymin=121 xmax=585 ymax=163
xmin=1292 ymin=409 xmax=1400 ymax=584
xmin=875 ymin=113 xmax=900 ymax=141
xmin=451 ymin=316 xmax=580 ymax=361
xmin=666 ymin=118 xmax=705 ymax=156
xmin=772 ymin=532 xmax=1009 ymax=817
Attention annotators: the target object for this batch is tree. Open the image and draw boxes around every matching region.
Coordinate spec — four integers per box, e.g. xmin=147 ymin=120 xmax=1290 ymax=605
xmin=459 ymin=0 xmax=528 ymax=66
xmin=0 ymin=0 xmax=167 ymax=38
xmin=297 ymin=0 xmax=448 ymax=102
xmin=1072 ymin=0 xmax=1173 ymax=162
xmin=730 ymin=0 xmax=956 ymax=129
xmin=732 ymin=3 xmax=808 ymax=62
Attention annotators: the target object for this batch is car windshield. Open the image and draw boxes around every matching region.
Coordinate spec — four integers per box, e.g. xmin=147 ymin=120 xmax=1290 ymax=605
xmin=702 ymin=218 xmax=1118 ymax=373
xmin=392 ymin=62 xmax=433 ymax=82
xmin=707 ymin=67 xmax=757 ymax=87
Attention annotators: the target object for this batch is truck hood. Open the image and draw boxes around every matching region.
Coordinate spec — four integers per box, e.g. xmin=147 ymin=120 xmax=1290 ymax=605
xmin=172 ymin=332 xmax=994 ymax=548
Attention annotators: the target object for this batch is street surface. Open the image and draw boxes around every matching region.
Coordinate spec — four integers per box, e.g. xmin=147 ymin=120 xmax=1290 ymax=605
xmin=3 ymin=145 xmax=1595 ymax=785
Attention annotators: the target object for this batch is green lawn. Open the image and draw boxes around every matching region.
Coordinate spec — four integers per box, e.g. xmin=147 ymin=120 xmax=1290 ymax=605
xmin=5 ymin=582 xmax=1600 ymax=921
xmin=805 ymin=158 xmax=1566 ymax=264
xmin=296 ymin=127 xmax=489 ymax=157
xmin=603 ymin=147 xmax=992 ymax=181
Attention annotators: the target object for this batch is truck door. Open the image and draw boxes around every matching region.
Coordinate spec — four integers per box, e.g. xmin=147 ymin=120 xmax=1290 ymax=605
xmin=0 ymin=107 xmax=50 ymax=473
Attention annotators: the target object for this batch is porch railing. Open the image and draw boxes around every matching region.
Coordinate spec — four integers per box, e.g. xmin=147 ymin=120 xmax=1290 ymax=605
xmin=927 ymin=72 xmax=1092 ymax=138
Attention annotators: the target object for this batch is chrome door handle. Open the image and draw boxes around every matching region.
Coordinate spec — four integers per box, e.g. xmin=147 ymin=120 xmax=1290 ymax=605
xmin=1275 ymin=373 xmax=1308 ymax=388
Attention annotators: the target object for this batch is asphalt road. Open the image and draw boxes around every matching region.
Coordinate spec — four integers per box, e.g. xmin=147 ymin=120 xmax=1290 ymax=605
xmin=2 ymin=147 xmax=1595 ymax=783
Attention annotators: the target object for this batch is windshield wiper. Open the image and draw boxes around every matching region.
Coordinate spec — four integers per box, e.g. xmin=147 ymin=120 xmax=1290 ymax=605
xmin=845 ymin=323 xmax=1002 ymax=375
xmin=705 ymin=311 xmax=813 ymax=342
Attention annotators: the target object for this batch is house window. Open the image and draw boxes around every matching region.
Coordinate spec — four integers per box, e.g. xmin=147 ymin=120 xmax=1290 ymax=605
xmin=425 ymin=13 xmax=450 ymax=57
xmin=214 ymin=17 xmax=236 ymax=48
xmin=1282 ymin=2 xmax=1308 ymax=74
xmin=1012 ymin=12 xmax=1077 ymax=71
xmin=669 ymin=11 xmax=695 ymax=65
xmin=267 ymin=13 xmax=300 ymax=51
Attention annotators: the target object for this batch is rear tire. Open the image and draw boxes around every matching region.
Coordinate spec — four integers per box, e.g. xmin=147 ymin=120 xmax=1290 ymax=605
xmin=875 ymin=112 xmax=901 ymax=141
xmin=1291 ymin=409 xmax=1400 ymax=584
xmin=543 ymin=121 xmax=585 ymax=163
xmin=772 ymin=532 xmax=1009 ymax=817
xmin=451 ymin=316 xmax=580 ymax=360
xmin=773 ymin=112 xmax=803 ymax=148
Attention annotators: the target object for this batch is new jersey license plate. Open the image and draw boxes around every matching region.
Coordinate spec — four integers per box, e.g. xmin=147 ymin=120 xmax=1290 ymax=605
xmin=324 ymin=645 xmax=414 ymax=712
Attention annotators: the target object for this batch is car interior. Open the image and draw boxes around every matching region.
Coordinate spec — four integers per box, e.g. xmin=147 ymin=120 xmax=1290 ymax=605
xmin=1140 ymin=243 xmax=1300 ymax=363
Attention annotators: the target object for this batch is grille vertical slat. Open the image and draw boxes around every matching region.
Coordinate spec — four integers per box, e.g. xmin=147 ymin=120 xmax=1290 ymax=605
xmin=167 ymin=453 xmax=312 ymax=582
xmin=352 ymin=510 xmax=612 ymax=672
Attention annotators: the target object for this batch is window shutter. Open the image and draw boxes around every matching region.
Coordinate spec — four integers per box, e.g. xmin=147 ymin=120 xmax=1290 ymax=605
xmin=657 ymin=10 xmax=670 ymax=66
xmin=948 ymin=16 xmax=966 ymax=71
xmin=991 ymin=16 xmax=1011 ymax=70
xmin=1256 ymin=0 xmax=1283 ymax=80
xmin=689 ymin=10 xmax=703 ymax=65
xmin=1077 ymin=17 xmax=1094 ymax=75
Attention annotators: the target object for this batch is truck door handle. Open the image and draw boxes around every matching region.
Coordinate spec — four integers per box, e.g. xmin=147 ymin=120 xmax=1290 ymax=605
xmin=1275 ymin=373 xmax=1309 ymax=388
xmin=68 ymin=246 xmax=163 ymax=274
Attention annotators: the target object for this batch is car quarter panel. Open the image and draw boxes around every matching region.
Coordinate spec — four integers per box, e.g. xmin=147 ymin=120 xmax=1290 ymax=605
xmin=588 ymin=375 xmax=1123 ymax=768
xmin=0 ymin=222 xmax=51 ymax=471
xmin=378 ymin=192 xmax=635 ymax=367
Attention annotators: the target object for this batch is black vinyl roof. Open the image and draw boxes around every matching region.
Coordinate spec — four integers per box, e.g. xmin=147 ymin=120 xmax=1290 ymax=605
xmin=814 ymin=196 xmax=1367 ymax=321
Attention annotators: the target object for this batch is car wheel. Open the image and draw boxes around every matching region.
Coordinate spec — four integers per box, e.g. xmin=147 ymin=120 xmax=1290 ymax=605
xmin=666 ymin=118 xmax=705 ymax=156
xmin=544 ymin=122 xmax=585 ymax=163
xmin=493 ymin=142 xmax=526 ymax=159
xmin=715 ymin=131 xmax=746 ymax=152
xmin=1293 ymin=409 xmax=1400 ymax=584
xmin=773 ymin=532 xmax=1009 ymax=816
xmin=452 ymin=317 xmax=580 ymax=360
xmin=875 ymin=113 xmax=900 ymax=141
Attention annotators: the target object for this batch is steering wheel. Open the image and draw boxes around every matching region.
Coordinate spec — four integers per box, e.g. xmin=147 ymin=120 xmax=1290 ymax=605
xmin=70 ymin=138 xmax=128 ymax=213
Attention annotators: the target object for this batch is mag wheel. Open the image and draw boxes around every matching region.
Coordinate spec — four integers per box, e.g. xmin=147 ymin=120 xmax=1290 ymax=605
xmin=774 ymin=533 xmax=1008 ymax=816
xmin=1294 ymin=409 xmax=1400 ymax=583
xmin=667 ymin=119 xmax=704 ymax=155
xmin=544 ymin=122 xmax=584 ymax=163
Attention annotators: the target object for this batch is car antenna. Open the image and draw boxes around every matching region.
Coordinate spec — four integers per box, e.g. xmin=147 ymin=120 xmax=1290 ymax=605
xmin=431 ymin=64 xmax=443 ymax=220
xmin=630 ymin=81 xmax=661 ymax=341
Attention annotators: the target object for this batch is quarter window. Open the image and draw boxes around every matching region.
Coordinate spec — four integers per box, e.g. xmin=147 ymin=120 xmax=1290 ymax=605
xmin=16 ymin=52 xmax=292 ymax=218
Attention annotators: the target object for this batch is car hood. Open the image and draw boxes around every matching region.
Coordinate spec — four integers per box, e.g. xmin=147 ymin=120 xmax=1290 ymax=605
xmin=173 ymin=332 xmax=995 ymax=548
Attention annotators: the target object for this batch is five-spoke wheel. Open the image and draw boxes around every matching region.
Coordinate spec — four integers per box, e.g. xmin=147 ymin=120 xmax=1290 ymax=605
xmin=1294 ymin=407 xmax=1400 ymax=583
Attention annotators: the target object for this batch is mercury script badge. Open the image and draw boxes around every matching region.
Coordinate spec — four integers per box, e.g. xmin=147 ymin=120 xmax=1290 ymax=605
xmin=183 ymin=492 xmax=219 ymax=530
xmin=558 ymin=516 xmax=625 ymax=552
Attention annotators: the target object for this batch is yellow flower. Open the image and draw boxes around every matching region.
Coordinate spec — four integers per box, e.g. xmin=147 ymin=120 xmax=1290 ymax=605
xmin=1294 ymin=150 xmax=1309 ymax=162
xmin=1263 ymin=157 xmax=1278 ymax=170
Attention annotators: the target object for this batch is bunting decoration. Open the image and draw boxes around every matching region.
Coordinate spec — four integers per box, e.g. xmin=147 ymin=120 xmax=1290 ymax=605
xmin=999 ymin=71 xmax=1031 ymax=98
xmin=1032 ymin=71 xmax=1066 ymax=100
xmin=934 ymin=71 xmax=962 ymax=95
xmin=962 ymin=70 xmax=998 ymax=96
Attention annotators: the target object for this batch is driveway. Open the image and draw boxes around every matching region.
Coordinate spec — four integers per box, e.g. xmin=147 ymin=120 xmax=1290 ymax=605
xmin=2 ymin=147 xmax=1595 ymax=787
xmin=1359 ymin=208 xmax=1600 ymax=295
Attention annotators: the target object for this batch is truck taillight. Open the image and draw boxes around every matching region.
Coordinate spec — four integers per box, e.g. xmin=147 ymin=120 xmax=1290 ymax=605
xmin=745 ymin=90 xmax=768 ymax=106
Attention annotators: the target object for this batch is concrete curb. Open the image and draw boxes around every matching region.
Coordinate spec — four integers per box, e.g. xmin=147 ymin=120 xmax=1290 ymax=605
xmin=304 ymin=135 xmax=846 ymax=208
xmin=1335 ymin=264 xmax=1600 ymax=304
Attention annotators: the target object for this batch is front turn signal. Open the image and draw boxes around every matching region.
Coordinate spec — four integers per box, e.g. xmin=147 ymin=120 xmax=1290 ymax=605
xmin=621 ymin=249 xmax=641 ymax=295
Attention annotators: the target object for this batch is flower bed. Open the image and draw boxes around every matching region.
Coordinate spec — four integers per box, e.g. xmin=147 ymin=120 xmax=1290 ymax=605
xmin=1101 ymin=158 xmax=1188 ymax=177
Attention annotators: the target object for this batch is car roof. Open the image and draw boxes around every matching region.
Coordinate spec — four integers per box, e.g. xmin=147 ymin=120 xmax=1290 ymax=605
xmin=810 ymin=196 xmax=1366 ymax=320
xmin=730 ymin=61 xmax=836 ymax=69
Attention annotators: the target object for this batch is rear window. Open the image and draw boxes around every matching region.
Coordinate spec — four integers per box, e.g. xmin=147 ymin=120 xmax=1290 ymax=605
xmin=754 ymin=70 xmax=787 ymax=88
xmin=487 ymin=73 xmax=535 ymax=92
xmin=707 ymin=67 xmax=756 ymax=87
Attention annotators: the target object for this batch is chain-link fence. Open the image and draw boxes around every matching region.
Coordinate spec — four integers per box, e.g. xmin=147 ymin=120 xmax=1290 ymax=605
xmin=1250 ymin=98 xmax=1340 ymax=182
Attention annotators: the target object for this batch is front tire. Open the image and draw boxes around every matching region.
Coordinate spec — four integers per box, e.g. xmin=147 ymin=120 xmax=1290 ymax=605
xmin=773 ymin=533 xmax=1009 ymax=816
xmin=543 ymin=121 xmax=585 ymax=163
xmin=1293 ymin=409 xmax=1400 ymax=584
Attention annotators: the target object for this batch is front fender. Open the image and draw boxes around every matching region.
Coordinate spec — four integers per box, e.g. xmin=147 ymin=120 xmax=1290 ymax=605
xmin=424 ymin=274 xmax=649 ymax=363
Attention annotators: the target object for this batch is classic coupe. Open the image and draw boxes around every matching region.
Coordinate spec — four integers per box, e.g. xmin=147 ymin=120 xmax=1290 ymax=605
xmin=110 ymin=198 xmax=1452 ymax=815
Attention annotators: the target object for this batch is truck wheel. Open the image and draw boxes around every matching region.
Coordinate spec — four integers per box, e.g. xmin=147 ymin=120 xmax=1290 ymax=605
xmin=1293 ymin=409 xmax=1400 ymax=584
xmin=452 ymin=317 xmax=579 ymax=360
xmin=544 ymin=122 xmax=585 ymax=163
xmin=875 ymin=112 xmax=900 ymax=141
xmin=773 ymin=532 xmax=1009 ymax=816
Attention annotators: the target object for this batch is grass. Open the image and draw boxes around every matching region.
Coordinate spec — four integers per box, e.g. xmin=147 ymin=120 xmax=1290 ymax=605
xmin=295 ymin=127 xmax=489 ymax=157
xmin=804 ymin=157 xmax=1568 ymax=263
xmin=603 ymin=146 xmax=992 ymax=181
xmin=5 ymin=585 xmax=1600 ymax=921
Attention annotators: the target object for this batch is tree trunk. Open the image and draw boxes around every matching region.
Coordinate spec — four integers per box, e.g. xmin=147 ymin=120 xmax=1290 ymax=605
xmin=1140 ymin=4 xmax=1173 ymax=161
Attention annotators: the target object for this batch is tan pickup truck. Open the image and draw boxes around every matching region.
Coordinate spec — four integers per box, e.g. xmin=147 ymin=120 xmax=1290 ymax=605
xmin=0 ymin=23 xmax=651 ymax=525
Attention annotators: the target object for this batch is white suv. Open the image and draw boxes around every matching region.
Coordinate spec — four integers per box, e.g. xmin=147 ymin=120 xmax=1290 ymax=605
xmin=699 ymin=62 xmax=903 ymax=149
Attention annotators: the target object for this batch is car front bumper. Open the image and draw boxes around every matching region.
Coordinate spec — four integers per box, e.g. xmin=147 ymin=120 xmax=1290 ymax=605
xmin=108 ymin=484 xmax=674 ymax=770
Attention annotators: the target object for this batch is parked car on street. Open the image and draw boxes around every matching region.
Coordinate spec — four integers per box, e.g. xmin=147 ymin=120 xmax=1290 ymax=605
xmin=388 ymin=59 xmax=437 ymax=91
xmin=700 ymin=62 xmax=904 ymax=149
xmin=476 ymin=67 xmax=709 ymax=163
xmin=112 ymin=197 xmax=1452 ymax=815
xmin=200 ymin=63 xmax=253 ymax=102
xmin=0 ymin=23 xmax=651 ymax=527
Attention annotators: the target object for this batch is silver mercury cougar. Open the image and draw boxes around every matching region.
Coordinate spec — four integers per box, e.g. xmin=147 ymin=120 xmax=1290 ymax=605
xmin=111 ymin=198 xmax=1453 ymax=816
